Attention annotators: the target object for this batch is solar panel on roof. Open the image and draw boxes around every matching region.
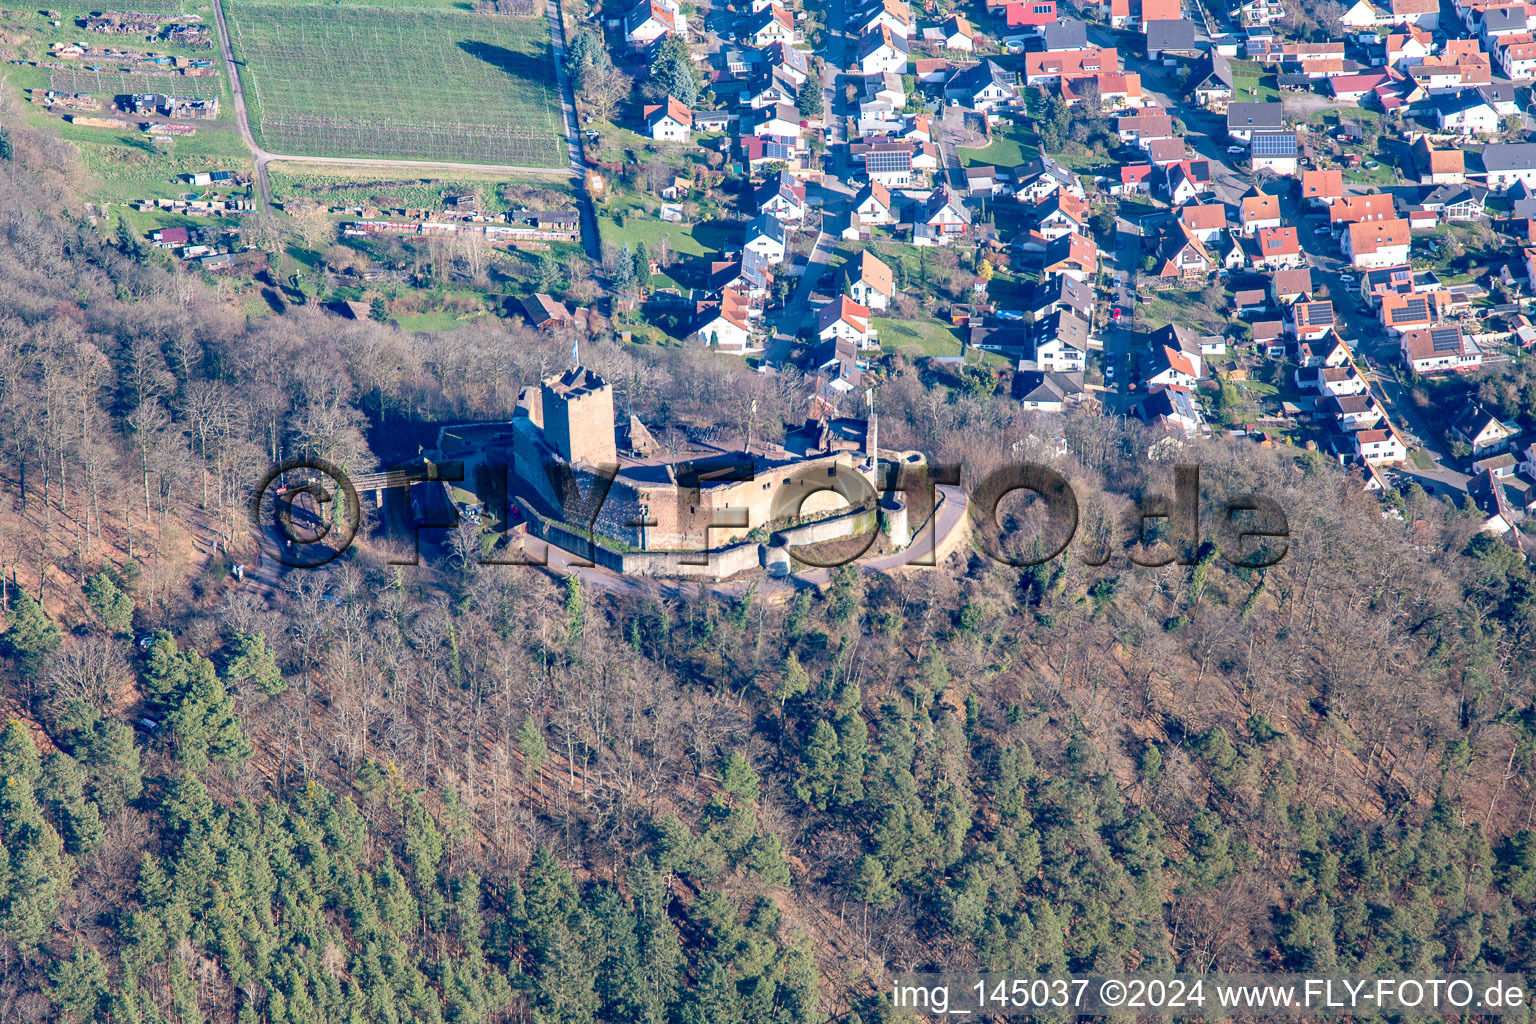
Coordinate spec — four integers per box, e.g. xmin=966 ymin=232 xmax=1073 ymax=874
xmin=1305 ymin=304 xmax=1334 ymax=326
xmin=1251 ymin=133 xmax=1297 ymax=156
xmin=1430 ymin=327 xmax=1460 ymax=352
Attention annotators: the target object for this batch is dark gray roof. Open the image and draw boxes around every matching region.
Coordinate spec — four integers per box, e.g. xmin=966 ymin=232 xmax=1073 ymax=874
xmin=1482 ymin=5 xmax=1526 ymax=30
xmin=1041 ymin=17 xmax=1087 ymax=49
xmin=1227 ymin=101 xmax=1285 ymax=129
xmin=1481 ymin=143 xmax=1536 ymax=173
xmin=1189 ymin=49 xmax=1234 ymax=89
xmin=1146 ymin=18 xmax=1197 ymax=51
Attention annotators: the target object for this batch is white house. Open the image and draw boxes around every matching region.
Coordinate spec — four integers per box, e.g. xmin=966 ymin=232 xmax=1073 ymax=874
xmin=744 ymin=214 xmax=787 ymax=264
xmin=691 ymin=289 xmax=754 ymax=352
xmin=844 ymin=250 xmax=895 ymax=309
xmin=643 ymin=96 xmax=693 ymax=141
xmin=1344 ymin=219 xmax=1411 ymax=269
xmin=1354 ymin=427 xmax=1407 ymax=464
xmin=1433 ymin=90 xmax=1499 ymax=136
xmin=625 ymin=0 xmax=685 ymax=46
xmin=853 ymin=181 xmax=894 ymax=224
xmin=1399 ymin=325 xmax=1483 ymax=373
xmin=942 ymin=13 xmax=975 ymax=48
xmin=817 ymin=295 xmax=876 ymax=349
xmin=857 ymin=25 xmax=910 ymax=74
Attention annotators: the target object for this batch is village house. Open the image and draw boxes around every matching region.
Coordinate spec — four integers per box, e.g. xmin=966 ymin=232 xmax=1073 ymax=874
xmin=1325 ymin=393 xmax=1385 ymax=431
xmin=1379 ymin=289 xmax=1452 ymax=333
xmin=919 ymin=187 xmax=972 ymax=242
xmin=1165 ymin=159 xmax=1212 ymax=203
xmin=941 ymin=13 xmax=976 ymax=48
xmin=1299 ymin=363 xmax=1369 ymax=397
xmin=625 ymin=0 xmax=684 ymax=46
xmin=1296 ymin=332 xmax=1353 ymax=368
xmin=1015 ymin=156 xmax=1084 ymax=202
xmin=1469 ymin=471 xmax=1524 ymax=533
xmin=743 ymin=3 xmax=796 ymax=45
xmin=1451 ymin=401 xmax=1517 ymax=456
xmin=1483 ymin=143 xmax=1536 ymax=190
xmin=1226 ymin=101 xmax=1285 ymax=142
xmin=1146 ymin=18 xmax=1199 ymax=58
xmin=1330 ymin=193 xmax=1397 ymax=227
xmin=1340 ymin=0 xmax=1438 ymax=29
xmin=1288 ymin=298 xmax=1336 ymax=340
xmin=1344 ymin=219 xmax=1411 ymax=268
xmin=1353 ymin=426 xmax=1408 ymax=465
xmin=1012 ymin=371 xmax=1087 ymax=411
xmin=1116 ymin=110 xmax=1174 ymax=146
xmin=1399 ymin=324 xmax=1482 ymax=372
xmin=1148 ymin=138 xmax=1191 ymax=168
xmin=690 ymin=288 xmax=754 ymax=352
xmin=1271 ymin=267 xmax=1312 ymax=304
xmin=1024 ymin=46 xmax=1120 ymax=86
xmin=1039 ymin=17 xmax=1088 ymax=48
xmin=1360 ymin=264 xmax=1417 ymax=304
xmin=1494 ymin=31 xmax=1536 ymax=78
xmin=817 ymin=295 xmax=877 ymax=350
xmin=1253 ymin=225 xmax=1303 ymax=269
xmin=1115 ymin=163 xmax=1156 ymax=196
xmin=1179 ymin=202 xmax=1229 ymax=242
xmin=756 ymin=171 xmax=807 ymax=221
xmin=1250 ymin=131 xmax=1300 ymax=174
xmin=1135 ymin=386 xmax=1205 ymax=435
xmin=744 ymin=214 xmax=788 ymax=264
xmin=1039 ymin=232 xmax=1098 ymax=281
xmin=856 ymin=0 xmax=914 ymax=36
xmin=1017 ymin=310 xmax=1091 ymax=372
xmin=852 ymin=181 xmax=894 ymax=224
xmin=1155 ymin=223 xmax=1216 ymax=281
xmin=1385 ymin=26 xmax=1436 ymax=66
xmin=1239 ymin=191 xmax=1282 ymax=234
xmin=855 ymin=138 xmax=918 ymax=186
xmin=1301 ymin=169 xmax=1345 ymax=205
xmin=1419 ymin=183 xmax=1487 ymax=221
xmin=857 ymin=25 xmax=910 ymax=74
xmin=1006 ymin=0 xmax=1059 ymax=27
xmin=1142 ymin=342 xmax=1204 ymax=388
xmin=843 ymin=250 xmax=895 ymax=309
xmin=1024 ymin=274 xmax=1095 ymax=321
xmin=521 ymin=293 xmax=574 ymax=329
xmin=1189 ymin=51 xmax=1236 ymax=108
xmin=1412 ymin=138 xmax=1465 ymax=183
xmin=644 ymin=96 xmax=693 ymax=141
xmin=944 ymin=60 xmax=1020 ymax=111
xmin=1067 ymin=71 xmax=1143 ymax=108
xmin=1433 ymin=89 xmax=1500 ymax=135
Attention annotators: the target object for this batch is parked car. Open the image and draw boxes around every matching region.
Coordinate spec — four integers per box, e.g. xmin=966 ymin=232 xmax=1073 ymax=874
xmin=1227 ymin=145 xmax=1244 ymax=154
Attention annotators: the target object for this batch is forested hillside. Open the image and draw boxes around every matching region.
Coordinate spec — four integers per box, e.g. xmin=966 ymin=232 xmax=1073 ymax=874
xmin=2 ymin=94 xmax=1536 ymax=1024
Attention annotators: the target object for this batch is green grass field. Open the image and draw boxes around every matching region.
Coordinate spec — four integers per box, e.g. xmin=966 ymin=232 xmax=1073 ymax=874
xmin=225 ymin=1 xmax=565 ymax=166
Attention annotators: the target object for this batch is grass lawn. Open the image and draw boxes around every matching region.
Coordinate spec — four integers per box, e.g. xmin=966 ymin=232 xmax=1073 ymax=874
xmin=225 ymin=0 xmax=564 ymax=165
xmin=597 ymin=194 xmax=738 ymax=258
xmin=873 ymin=316 xmax=962 ymax=358
xmin=1409 ymin=448 xmax=1435 ymax=470
xmin=1230 ymin=60 xmax=1278 ymax=103
xmin=1343 ymin=163 xmax=1398 ymax=186
xmin=959 ymin=125 xmax=1038 ymax=168
xmin=395 ymin=309 xmax=493 ymax=331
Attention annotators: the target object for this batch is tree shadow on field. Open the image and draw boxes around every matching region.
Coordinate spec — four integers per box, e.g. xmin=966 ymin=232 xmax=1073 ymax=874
xmin=458 ymin=40 xmax=541 ymax=85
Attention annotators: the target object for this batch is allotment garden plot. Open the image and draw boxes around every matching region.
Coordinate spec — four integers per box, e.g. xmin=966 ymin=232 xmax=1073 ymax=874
xmin=225 ymin=3 xmax=565 ymax=166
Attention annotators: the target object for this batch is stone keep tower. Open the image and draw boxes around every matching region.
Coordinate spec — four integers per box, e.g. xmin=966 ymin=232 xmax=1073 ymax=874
xmin=540 ymin=367 xmax=617 ymax=467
